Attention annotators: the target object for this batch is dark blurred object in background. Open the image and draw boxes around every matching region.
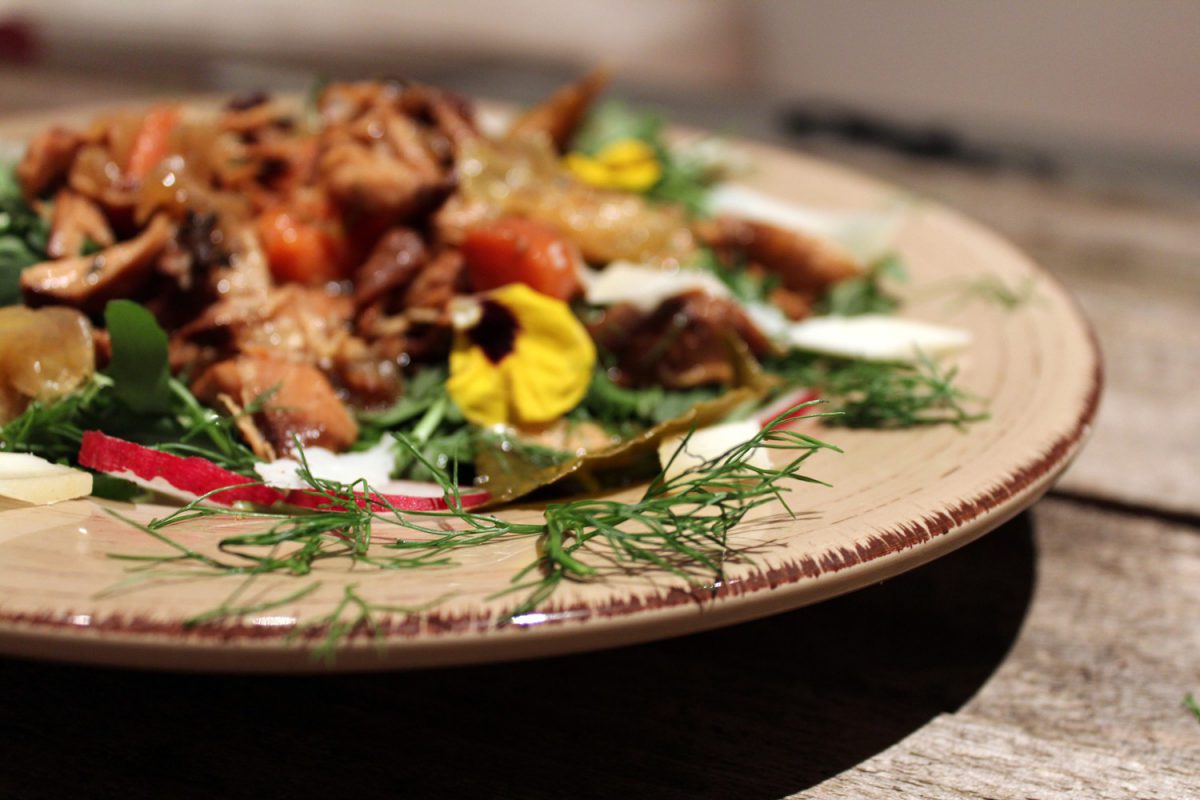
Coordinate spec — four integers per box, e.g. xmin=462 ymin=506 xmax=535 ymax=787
xmin=0 ymin=16 xmax=38 ymax=64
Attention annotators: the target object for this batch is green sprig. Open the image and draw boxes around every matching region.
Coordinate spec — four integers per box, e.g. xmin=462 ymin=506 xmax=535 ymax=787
xmin=0 ymin=162 xmax=49 ymax=306
xmin=103 ymin=409 xmax=837 ymax=657
xmin=765 ymin=351 xmax=985 ymax=429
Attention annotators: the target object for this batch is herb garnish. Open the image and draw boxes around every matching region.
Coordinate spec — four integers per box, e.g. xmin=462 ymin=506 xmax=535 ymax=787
xmin=815 ymin=253 xmax=907 ymax=317
xmin=1185 ymin=693 xmax=1200 ymax=725
xmin=103 ymin=409 xmax=836 ymax=654
xmin=574 ymin=368 xmax=726 ymax=431
xmin=1 ymin=301 xmax=259 ymax=474
xmin=0 ymin=162 xmax=49 ymax=306
xmin=956 ymin=274 xmax=1037 ymax=311
xmin=766 ymin=351 xmax=984 ymax=428
xmin=691 ymin=246 xmax=780 ymax=306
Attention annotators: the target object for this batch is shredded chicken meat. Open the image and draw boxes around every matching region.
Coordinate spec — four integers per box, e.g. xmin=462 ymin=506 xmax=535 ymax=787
xmin=8 ymin=75 xmax=857 ymax=453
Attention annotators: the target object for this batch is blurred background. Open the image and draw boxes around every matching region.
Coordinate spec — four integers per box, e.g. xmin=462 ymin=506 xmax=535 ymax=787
xmin=0 ymin=1 xmax=1196 ymax=511
xmin=2 ymin=0 xmax=1198 ymax=187
xmin=1 ymin=0 xmax=1198 ymax=509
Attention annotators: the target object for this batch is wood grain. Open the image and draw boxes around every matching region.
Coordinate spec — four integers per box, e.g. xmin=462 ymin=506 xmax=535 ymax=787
xmin=805 ymin=499 xmax=1200 ymax=799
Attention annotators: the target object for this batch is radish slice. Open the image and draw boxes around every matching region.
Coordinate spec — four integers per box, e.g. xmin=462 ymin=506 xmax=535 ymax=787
xmin=254 ymin=439 xmax=395 ymax=490
xmin=754 ymin=388 xmax=821 ymax=428
xmin=0 ymin=452 xmax=93 ymax=505
xmin=283 ymin=481 xmax=491 ymax=513
xmin=78 ymin=431 xmax=284 ymax=507
xmin=79 ymin=431 xmax=490 ymax=513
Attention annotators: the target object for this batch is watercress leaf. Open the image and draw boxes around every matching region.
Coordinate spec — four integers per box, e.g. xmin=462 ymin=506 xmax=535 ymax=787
xmin=0 ymin=162 xmax=50 ymax=307
xmin=816 ymin=253 xmax=906 ymax=317
xmin=104 ymin=300 xmax=173 ymax=414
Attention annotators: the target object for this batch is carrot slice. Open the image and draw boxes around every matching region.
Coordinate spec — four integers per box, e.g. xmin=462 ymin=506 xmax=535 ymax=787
xmin=256 ymin=206 xmax=347 ymax=285
xmin=126 ymin=105 xmax=181 ymax=180
xmin=462 ymin=217 xmax=583 ymax=300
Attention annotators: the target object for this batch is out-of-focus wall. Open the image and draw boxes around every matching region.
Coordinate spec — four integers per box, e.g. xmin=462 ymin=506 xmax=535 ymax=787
xmin=752 ymin=1 xmax=1200 ymax=163
xmin=3 ymin=0 xmax=1197 ymax=163
xmin=0 ymin=0 xmax=749 ymax=87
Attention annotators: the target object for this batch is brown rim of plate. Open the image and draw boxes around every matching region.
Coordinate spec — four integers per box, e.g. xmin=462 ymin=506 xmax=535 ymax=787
xmin=0 ymin=101 xmax=1103 ymax=658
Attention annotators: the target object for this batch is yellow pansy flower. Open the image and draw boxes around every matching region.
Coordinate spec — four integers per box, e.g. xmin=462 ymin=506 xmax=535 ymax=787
xmin=564 ymin=138 xmax=663 ymax=193
xmin=446 ymin=283 xmax=596 ymax=428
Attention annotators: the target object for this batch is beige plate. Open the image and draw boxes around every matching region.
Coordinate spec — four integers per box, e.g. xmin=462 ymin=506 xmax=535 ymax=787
xmin=0 ymin=107 xmax=1100 ymax=672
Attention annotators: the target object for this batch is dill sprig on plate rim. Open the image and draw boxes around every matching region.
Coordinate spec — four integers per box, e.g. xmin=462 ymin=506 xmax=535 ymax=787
xmin=102 ymin=407 xmax=837 ymax=656
xmin=765 ymin=350 xmax=986 ymax=429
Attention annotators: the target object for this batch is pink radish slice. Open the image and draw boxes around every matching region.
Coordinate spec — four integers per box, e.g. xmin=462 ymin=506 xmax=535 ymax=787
xmin=754 ymin=388 xmax=820 ymax=428
xmin=78 ymin=430 xmax=285 ymax=507
xmin=284 ymin=480 xmax=491 ymax=512
xmin=79 ymin=431 xmax=491 ymax=512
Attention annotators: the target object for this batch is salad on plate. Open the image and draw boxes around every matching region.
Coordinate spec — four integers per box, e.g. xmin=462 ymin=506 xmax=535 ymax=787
xmin=0 ymin=72 xmax=980 ymax=633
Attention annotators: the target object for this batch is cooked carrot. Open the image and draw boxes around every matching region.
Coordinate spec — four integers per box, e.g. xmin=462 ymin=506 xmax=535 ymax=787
xmin=461 ymin=217 xmax=583 ymax=300
xmin=126 ymin=105 xmax=181 ymax=180
xmin=256 ymin=206 xmax=347 ymax=285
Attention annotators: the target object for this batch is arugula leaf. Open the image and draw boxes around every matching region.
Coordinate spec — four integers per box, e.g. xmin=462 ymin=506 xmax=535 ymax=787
xmin=764 ymin=350 xmax=984 ymax=429
xmin=692 ymin=246 xmax=779 ymax=305
xmin=0 ymin=163 xmax=50 ymax=306
xmin=103 ymin=300 xmax=173 ymax=414
xmin=357 ymin=366 xmax=447 ymax=429
xmin=577 ymin=369 xmax=726 ymax=430
xmin=356 ymin=366 xmax=480 ymax=482
xmin=816 ymin=254 xmax=907 ymax=317
xmin=571 ymin=101 xmax=663 ymax=154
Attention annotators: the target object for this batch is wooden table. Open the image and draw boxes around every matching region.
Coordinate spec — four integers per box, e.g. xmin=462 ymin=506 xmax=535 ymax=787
xmin=1 ymin=67 xmax=1197 ymax=799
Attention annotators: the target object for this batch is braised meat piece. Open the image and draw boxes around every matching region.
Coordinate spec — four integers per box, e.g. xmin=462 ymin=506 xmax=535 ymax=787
xmin=21 ymin=214 xmax=175 ymax=314
xmin=192 ymin=354 xmax=358 ymax=456
xmin=158 ymin=210 xmax=230 ymax=286
xmin=510 ymin=69 xmax=609 ymax=152
xmin=16 ymin=127 xmax=84 ymax=201
xmin=67 ymin=144 xmax=139 ymax=212
xmin=353 ymin=227 xmax=427 ymax=309
xmin=47 ymin=189 xmax=115 ymax=258
xmin=330 ymin=335 xmax=404 ymax=409
xmin=177 ymin=284 xmax=352 ymax=366
xmin=696 ymin=216 xmax=860 ymax=298
xmin=314 ymin=80 xmax=472 ymax=223
xmin=403 ymin=250 xmax=467 ymax=315
xmin=589 ymin=290 xmax=772 ymax=389
xmin=319 ymin=136 xmax=450 ymax=220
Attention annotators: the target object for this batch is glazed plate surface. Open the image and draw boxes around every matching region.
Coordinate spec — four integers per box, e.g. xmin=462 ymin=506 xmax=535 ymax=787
xmin=0 ymin=108 xmax=1100 ymax=671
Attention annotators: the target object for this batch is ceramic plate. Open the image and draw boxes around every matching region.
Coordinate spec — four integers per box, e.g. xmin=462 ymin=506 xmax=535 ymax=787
xmin=0 ymin=107 xmax=1100 ymax=672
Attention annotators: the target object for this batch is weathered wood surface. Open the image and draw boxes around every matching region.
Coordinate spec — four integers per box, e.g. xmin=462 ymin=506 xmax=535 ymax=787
xmin=804 ymin=499 xmax=1200 ymax=799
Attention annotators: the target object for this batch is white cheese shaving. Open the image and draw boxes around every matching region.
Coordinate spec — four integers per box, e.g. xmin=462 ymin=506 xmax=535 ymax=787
xmin=0 ymin=452 xmax=93 ymax=505
xmin=582 ymin=260 xmax=730 ymax=310
xmin=708 ymin=184 xmax=907 ymax=267
xmin=782 ymin=314 xmax=971 ymax=362
xmin=657 ymin=420 xmax=770 ymax=484
xmin=254 ymin=437 xmax=396 ymax=490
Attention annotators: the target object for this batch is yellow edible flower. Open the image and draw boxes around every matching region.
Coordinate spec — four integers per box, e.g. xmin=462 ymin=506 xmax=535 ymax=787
xmin=564 ymin=138 xmax=663 ymax=193
xmin=446 ymin=283 xmax=596 ymax=428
